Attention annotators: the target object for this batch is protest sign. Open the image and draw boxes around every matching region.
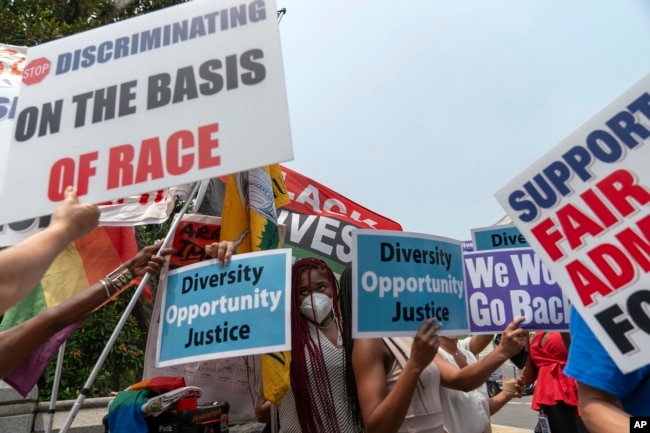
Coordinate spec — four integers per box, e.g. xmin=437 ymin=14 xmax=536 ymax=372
xmin=0 ymin=0 xmax=292 ymax=224
xmin=144 ymin=214 xmax=263 ymax=415
xmin=352 ymin=230 xmax=468 ymax=338
xmin=157 ymin=248 xmax=291 ymax=367
xmin=0 ymin=187 xmax=176 ymax=247
xmin=495 ymin=73 xmax=650 ymax=373
xmin=0 ymin=45 xmax=25 ymax=208
xmin=472 ymin=224 xmax=529 ymax=251
xmin=0 ymin=86 xmax=17 ymax=205
xmin=465 ymin=248 xmax=570 ymax=333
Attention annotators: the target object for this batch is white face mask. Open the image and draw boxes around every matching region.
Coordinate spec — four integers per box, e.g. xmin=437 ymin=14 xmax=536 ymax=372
xmin=300 ymin=293 xmax=333 ymax=324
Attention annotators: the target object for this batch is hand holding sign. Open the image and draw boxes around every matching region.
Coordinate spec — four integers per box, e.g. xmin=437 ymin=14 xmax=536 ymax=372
xmin=410 ymin=318 xmax=442 ymax=371
xmin=204 ymin=241 xmax=236 ymax=266
xmin=493 ymin=316 xmax=527 ymax=359
xmin=49 ymin=186 xmax=100 ymax=243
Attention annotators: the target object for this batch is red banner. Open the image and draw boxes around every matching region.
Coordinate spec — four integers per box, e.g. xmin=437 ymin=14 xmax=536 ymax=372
xmin=279 ymin=166 xmax=402 ymax=272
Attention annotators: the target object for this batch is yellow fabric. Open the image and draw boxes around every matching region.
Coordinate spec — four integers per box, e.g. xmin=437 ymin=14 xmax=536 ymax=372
xmin=261 ymin=350 xmax=292 ymax=405
xmin=219 ymin=164 xmax=292 ymax=404
xmin=40 ymin=242 xmax=89 ymax=307
xmin=220 ymin=164 xmax=289 ymax=253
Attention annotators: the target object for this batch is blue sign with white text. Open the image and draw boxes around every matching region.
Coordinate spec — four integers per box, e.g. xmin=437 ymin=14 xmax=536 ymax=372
xmin=352 ymin=230 xmax=469 ymax=337
xmin=472 ymin=224 xmax=529 ymax=251
xmin=157 ymin=249 xmax=291 ymax=367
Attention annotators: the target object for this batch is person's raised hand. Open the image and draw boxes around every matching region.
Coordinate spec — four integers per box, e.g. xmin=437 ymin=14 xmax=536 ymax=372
xmin=126 ymin=241 xmax=175 ymax=277
xmin=509 ymin=374 xmax=526 ymax=398
xmin=410 ymin=318 xmax=442 ymax=372
xmin=205 ymin=241 xmax=235 ymax=266
xmin=50 ymin=186 xmax=100 ymax=242
xmin=496 ymin=316 xmax=527 ymax=358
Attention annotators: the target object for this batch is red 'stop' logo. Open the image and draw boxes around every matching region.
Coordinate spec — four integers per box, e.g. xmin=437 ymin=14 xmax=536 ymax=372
xmin=22 ymin=57 xmax=51 ymax=85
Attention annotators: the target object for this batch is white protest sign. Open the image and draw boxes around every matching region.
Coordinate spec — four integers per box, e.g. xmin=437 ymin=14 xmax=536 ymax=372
xmin=0 ymin=0 xmax=292 ymax=224
xmin=0 ymin=45 xmax=26 ymax=207
xmin=0 ymin=87 xmax=18 ymax=199
xmin=495 ymin=73 xmax=650 ymax=373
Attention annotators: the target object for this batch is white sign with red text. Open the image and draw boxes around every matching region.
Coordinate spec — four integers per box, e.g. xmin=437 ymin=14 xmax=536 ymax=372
xmin=495 ymin=73 xmax=650 ymax=373
xmin=0 ymin=0 xmax=292 ymax=224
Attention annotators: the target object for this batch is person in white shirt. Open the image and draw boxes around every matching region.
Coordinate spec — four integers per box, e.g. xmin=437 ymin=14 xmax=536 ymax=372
xmin=437 ymin=335 xmax=523 ymax=433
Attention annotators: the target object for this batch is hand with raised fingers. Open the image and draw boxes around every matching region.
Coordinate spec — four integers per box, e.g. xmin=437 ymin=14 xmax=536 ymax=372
xmin=50 ymin=186 xmax=100 ymax=242
xmin=497 ymin=316 xmax=528 ymax=358
xmin=410 ymin=318 xmax=442 ymax=372
xmin=205 ymin=241 xmax=236 ymax=266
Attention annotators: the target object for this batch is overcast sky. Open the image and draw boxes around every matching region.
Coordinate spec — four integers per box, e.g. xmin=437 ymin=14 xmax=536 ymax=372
xmin=275 ymin=0 xmax=650 ymax=241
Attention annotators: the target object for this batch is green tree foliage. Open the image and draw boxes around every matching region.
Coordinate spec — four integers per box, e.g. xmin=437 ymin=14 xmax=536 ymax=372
xmin=0 ymin=0 xmax=188 ymax=401
xmin=0 ymin=0 xmax=189 ymax=47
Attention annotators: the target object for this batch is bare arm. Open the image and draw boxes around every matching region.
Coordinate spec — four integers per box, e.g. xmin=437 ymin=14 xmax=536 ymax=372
xmin=354 ymin=318 xmax=441 ymax=433
xmin=578 ymin=382 xmax=629 ymax=433
xmin=488 ymin=391 xmax=513 ymax=415
xmin=521 ymin=333 xmax=538 ymax=386
xmin=438 ymin=317 xmax=527 ymax=391
xmin=0 ymin=242 xmax=173 ymax=378
xmin=468 ymin=334 xmax=493 ymax=356
xmin=0 ymin=187 xmax=99 ymax=315
xmin=489 ymin=374 xmax=524 ymax=415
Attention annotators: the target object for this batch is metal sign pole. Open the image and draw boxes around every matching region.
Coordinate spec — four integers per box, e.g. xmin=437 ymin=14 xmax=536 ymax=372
xmin=44 ymin=341 xmax=66 ymax=433
xmin=59 ymin=181 xmax=201 ymax=433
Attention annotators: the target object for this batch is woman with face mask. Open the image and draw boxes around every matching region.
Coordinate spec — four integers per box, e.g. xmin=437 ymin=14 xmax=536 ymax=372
xmin=275 ymin=257 xmax=365 ymax=433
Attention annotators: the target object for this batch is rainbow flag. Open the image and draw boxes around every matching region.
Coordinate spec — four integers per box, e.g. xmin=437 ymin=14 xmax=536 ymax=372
xmin=0 ymin=226 xmax=139 ymax=397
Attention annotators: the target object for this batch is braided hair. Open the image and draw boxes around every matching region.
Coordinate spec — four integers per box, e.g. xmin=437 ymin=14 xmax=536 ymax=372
xmin=290 ymin=258 xmax=345 ymax=433
xmin=338 ymin=266 xmax=365 ymax=431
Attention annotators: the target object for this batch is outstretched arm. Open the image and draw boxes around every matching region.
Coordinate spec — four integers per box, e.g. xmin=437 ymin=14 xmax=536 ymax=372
xmin=0 ymin=187 xmax=99 ymax=315
xmin=438 ymin=317 xmax=527 ymax=391
xmin=0 ymin=242 xmax=174 ymax=379
xmin=489 ymin=374 xmax=524 ymax=415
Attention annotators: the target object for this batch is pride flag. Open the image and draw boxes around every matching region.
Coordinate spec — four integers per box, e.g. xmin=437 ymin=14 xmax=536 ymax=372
xmin=0 ymin=226 xmax=139 ymax=397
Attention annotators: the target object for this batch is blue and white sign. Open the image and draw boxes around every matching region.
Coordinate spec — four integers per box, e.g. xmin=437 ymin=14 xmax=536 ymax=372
xmin=352 ymin=230 xmax=469 ymax=338
xmin=157 ymin=249 xmax=291 ymax=367
xmin=472 ymin=224 xmax=529 ymax=251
